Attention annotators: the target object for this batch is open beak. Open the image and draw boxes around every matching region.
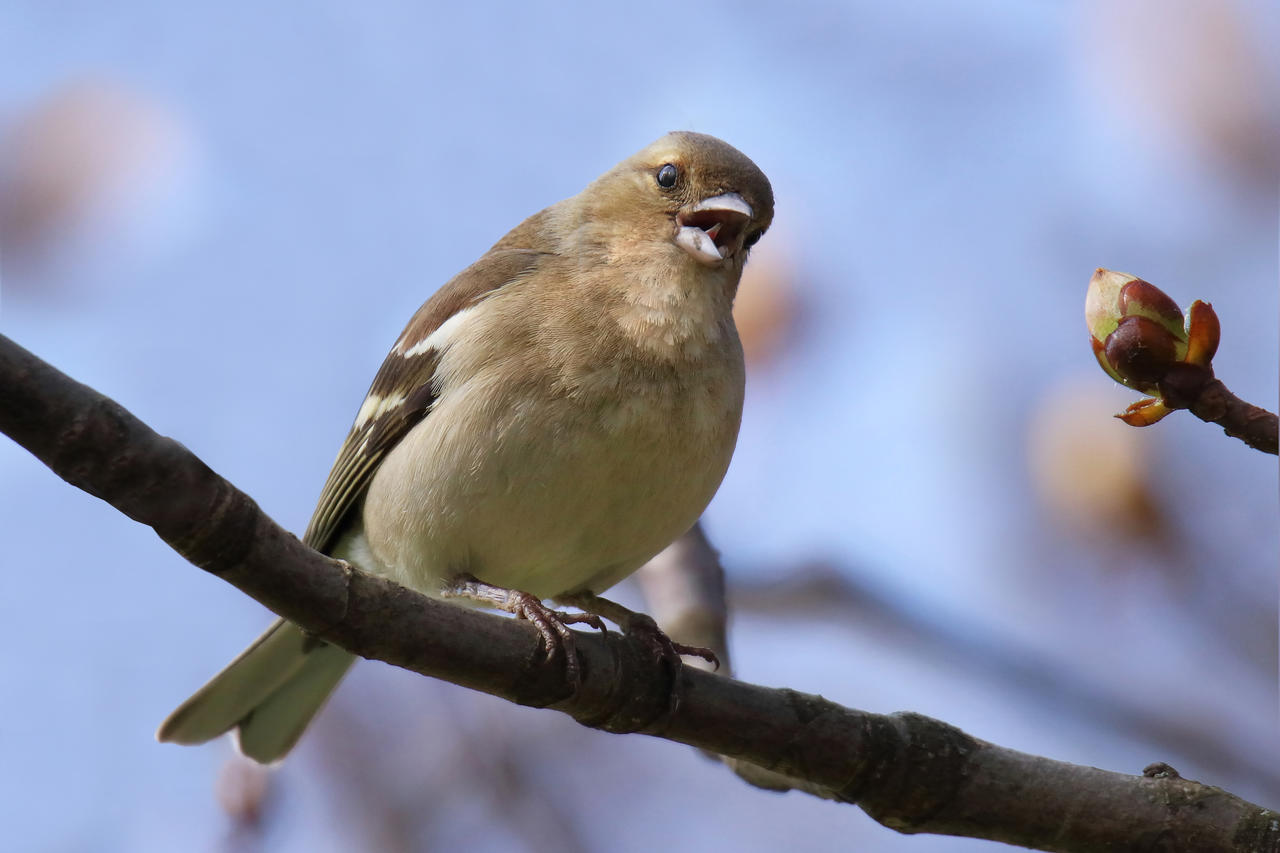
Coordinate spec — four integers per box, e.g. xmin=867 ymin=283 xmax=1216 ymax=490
xmin=675 ymin=192 xmax=754 ymax=265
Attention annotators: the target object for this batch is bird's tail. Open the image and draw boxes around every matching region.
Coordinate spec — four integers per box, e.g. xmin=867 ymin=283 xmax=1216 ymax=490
xmin=156 ymin=618 xmax=356 ymax=763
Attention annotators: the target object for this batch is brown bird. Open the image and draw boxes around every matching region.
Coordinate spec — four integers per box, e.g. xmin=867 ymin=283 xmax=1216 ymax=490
xmin=157 ymin=131 xmax=774 ymax=763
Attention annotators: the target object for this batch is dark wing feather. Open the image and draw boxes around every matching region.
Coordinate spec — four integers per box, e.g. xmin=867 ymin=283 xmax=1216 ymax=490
xmin=302 ymin=246 xmax=545 ymax=552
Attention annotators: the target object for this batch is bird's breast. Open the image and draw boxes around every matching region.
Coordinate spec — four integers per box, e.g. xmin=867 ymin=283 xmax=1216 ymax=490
xmin=357 ymin=286 xmax=745 ymax=600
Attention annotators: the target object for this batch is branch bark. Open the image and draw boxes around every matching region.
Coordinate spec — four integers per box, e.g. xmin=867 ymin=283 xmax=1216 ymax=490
xmin=2 ymin=331 xmax=1276 ymax=852
xmin=1158 ymin=363 xmax=1278 ymax=455
xmin=644 ymin=539 xmax=1280 ymax=806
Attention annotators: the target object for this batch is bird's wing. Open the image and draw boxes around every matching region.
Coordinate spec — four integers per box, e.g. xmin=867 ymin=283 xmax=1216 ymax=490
xmin=302 ymin=245 xmax=545 ymax=552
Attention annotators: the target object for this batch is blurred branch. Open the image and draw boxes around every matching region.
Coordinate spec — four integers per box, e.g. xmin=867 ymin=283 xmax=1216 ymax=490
xmin=730 ymin=562 xmax=1280 ymax=803
xmin=638 ymin=527 xmax=827 ymax=796
xmin=1086 ymin=269 xmax=1277 ymax=454
xmin=307 ymin=686 xmax=593 ymax=853
xmin=635 ymin=524 xmax=731 ymax=674
xmin=3 ymin=332 xmax=1277 ymax=853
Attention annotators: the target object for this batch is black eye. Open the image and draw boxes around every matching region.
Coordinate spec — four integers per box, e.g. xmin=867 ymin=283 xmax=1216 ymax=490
xmin=656 ymin=163 xmax=678 ymax=188
xmin=743 ymin=228 xmax=763 ymax=249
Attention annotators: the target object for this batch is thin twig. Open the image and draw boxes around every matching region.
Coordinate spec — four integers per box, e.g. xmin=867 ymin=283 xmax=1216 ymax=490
xmin=1160 ymin=364 xmax=1278 ymax=454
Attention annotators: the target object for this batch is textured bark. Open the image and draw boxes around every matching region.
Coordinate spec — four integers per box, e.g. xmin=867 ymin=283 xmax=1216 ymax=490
xmin=1159 ymin=362 xmax=1278 ymax=455
xmin=2 ymin=332 xmax=1276 ymax=852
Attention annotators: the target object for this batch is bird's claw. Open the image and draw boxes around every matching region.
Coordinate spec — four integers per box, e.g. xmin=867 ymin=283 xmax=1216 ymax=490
xmin=622 ymin=612 xmax=720 ymax=673
xmin=504 ymin=592 xmax=607 ymax=689
xmin=442 ymin=576 xmax=604 ymax=689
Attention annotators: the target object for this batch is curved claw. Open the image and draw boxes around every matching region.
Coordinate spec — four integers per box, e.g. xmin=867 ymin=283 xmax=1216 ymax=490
xmin=509 ymin=593 xmax=581 ymax=685
xmin=671 ymin=641 xmax=720 ymax=671
xmin=442 ymin=575 xmax=603 ymax=690
xmin=623 ymin=612 xmax=721 ymax=672
xmin=506 ymin=593 xmax=608 ymax=689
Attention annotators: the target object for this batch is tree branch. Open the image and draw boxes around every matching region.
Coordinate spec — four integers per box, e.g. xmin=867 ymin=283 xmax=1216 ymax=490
xmin=1158 ymin=363 xmax=1278 ymax=455
xmin=2 ymin=331 xmax=1276 ymax=852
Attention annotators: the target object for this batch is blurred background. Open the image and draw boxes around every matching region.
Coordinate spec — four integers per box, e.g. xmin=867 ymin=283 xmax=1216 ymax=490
xmin=1 ymin=1 xmax=1277 ymax=850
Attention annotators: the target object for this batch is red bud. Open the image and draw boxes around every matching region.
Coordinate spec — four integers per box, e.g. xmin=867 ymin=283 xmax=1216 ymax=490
xmin=1104 ymin=316 xmax=1181 ymax=389
xmin=1184 ymin=300 xmax=1221 ymax=367
xmin=1118 ymin=279 xmax=1185 ymax=329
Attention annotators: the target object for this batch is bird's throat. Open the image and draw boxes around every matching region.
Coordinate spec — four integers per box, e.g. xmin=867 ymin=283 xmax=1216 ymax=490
xmin=611 ymin=259 xmax=738 ymax=362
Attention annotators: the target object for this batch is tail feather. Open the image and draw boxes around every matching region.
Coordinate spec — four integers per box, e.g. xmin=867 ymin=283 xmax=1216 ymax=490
xmin=235 ymin=641 xmax=354 ymax=762
xmin=157 ymin=618 xmax=355 ymax=762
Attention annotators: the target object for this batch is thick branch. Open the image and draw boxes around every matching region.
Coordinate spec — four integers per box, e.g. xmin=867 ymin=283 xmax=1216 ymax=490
xmin=2 ymin=332 xmax=1276 ymax=852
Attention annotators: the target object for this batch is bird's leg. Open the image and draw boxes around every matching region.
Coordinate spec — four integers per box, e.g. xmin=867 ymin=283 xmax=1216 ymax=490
xmin=441 ymin=574 xmax=605 ymax=688
xmin=555 ymin=591 xmax=720 ymax=672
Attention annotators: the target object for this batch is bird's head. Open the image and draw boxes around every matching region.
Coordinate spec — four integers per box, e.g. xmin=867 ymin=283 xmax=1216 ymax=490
xmin=570 ymin=132 xmax=774 ymax=271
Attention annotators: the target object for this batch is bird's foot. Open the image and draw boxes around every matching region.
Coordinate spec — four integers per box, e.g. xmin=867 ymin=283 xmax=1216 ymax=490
xmin=442 ymin=574 xmax=605 ymax=689
xmin=622 ymin=611 xmax=721 ymax=674
xmin=556 ymin=592 xmax=720 ymax=672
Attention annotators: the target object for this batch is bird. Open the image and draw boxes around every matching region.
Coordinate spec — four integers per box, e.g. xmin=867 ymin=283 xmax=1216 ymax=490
xmin=156 ymin=131 xmax=774 ymax=763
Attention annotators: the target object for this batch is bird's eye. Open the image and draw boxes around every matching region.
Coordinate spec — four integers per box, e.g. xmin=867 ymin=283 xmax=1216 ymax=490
xmin=656 ymin=163 xmax=678 ymax=189
xmin=743 ymin=229 xmax=763 ymax=249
